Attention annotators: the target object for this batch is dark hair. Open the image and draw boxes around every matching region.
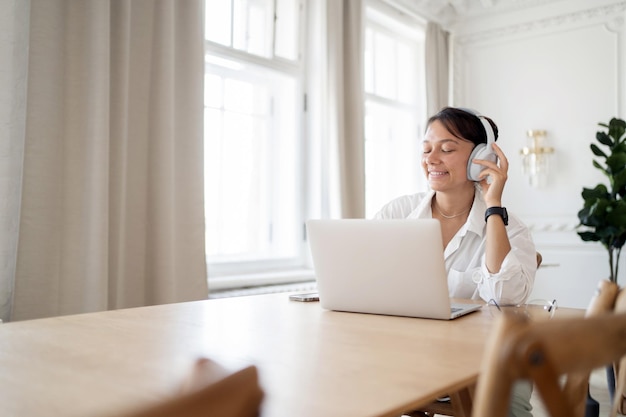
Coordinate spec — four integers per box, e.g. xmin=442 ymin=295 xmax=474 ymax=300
xmin=427 ymin=107 xmax=498 ymax=146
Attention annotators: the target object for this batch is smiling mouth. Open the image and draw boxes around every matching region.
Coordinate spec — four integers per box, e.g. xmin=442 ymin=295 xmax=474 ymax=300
xmin=428 ymin=171 xmax=448 ymax=177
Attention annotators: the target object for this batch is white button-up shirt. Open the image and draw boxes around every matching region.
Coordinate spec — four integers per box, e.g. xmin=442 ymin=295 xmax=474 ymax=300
xmin=374 ymin=190 xmax=536 ymax=304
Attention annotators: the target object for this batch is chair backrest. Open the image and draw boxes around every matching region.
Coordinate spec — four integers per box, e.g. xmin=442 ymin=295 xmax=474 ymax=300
xmin=614 ymin=288 xmax=626 ymax=414
xmin=120 ymin=359 xmax=264 ymax=417
xmin=560 ymin=279 xmax=620 ymax=415
xmin=471 ymin=279 xmax=624 ymax=417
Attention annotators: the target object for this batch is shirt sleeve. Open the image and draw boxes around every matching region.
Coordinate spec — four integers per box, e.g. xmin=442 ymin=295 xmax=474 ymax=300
xmin=471 ymin=216 xmax=537 ymax=305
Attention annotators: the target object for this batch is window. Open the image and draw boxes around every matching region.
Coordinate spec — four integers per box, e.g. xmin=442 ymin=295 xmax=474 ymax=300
xmin=203 ymin=0 xmax=427 ymax=290
xmin=364 ymin=2 xmax=426 ymax=217
xmin=204 ymin=0 xmax=307 ymax=285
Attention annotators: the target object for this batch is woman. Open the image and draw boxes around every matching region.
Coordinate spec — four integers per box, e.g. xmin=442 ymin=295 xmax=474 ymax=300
xmin=374 ymin=107 xmax=537 ymax=417
xmin=375 ymin=106 xmax=536 ymax=305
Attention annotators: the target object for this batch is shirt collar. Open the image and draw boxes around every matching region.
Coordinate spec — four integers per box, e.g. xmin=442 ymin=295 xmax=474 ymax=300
xmin=408 ymin=188 xmax=487 ymax=238
xmin=408 ymin=190 xmax=436 ymax=219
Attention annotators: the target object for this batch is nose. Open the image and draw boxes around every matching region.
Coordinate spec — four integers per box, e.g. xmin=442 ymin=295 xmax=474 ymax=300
xmin=424 ymin=149 xmax=440 ymax=165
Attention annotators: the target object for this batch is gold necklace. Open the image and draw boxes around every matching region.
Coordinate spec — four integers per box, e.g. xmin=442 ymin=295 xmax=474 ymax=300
xmin=434 ymin=202 xmax=471 ymax=219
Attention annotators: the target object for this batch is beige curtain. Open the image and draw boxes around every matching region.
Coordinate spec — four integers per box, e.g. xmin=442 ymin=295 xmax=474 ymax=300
xmin=0 ymin=0 xmax=29 ymax=322
xmin=425 ymin=21 xmax=450 ymax=116
xmin=326 ymin=0 xmax=365 ymax=219
xmin=11 ymin=0 xmax=208 ymax=321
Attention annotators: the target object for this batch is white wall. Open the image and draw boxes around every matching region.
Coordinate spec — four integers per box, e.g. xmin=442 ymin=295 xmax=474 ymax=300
xmin=451 ymin=0 xmax=626 ymax=307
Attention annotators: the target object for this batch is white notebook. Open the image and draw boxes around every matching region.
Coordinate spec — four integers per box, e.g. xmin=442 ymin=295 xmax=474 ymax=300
xmin=306 ymin=219 xmax=482 ymax=320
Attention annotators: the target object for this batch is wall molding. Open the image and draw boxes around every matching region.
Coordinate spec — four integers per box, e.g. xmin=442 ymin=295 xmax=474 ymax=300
xmin=455 ymin=2 xmax=626 ymax=45
xmin=525 ymin=220 xmax=578 ymax=233
xmin=452 ymin=1 xmax=626 ymax=107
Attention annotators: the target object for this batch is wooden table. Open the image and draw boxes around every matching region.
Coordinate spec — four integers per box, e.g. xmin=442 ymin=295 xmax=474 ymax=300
xmin=0 ymin=294 xmax=576 ymax=417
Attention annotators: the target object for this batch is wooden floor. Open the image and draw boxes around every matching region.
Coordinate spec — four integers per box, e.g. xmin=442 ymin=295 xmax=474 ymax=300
xmin=530 ymin=368 xmax=611 ymax=417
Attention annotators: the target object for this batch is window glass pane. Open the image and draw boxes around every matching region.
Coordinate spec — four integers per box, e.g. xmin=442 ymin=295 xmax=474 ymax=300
xmin=204 ymin=64 xmax=300 ymax=262
xmin=275 ymin=0 xmax=300 ymax=60
xmin=397 ymin=43 xmax=416 ymax=105
xmin=365 ymin=102 xmax=420 ymax=217
xmin=364 ymin=2 xmax=425 ymax=217
xmin=205 ymin=88 xmax=270 ymax=259
xmin=270 ymin=76 xmax=299 ymax=257
xmin=223 ymin=78 xmax=269 ymax=115
xmin=205 ymin=74 xmax=223 ymax=109
xmin=223 ymin=111 xmax=268 ymax=255
xmin=205 ymin=0 xmax=232 ymax=46
xmin=233 ymin=0 xmax=274 ymax=58
xmin=364 ymin=28 xmax=374 ymax=94
xmin=373 ymin=32 xmax=397 ymax=100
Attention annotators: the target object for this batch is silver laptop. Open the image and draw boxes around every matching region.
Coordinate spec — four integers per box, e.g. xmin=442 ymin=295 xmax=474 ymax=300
xmin=305 ymin=219 xmax=482 ymax=320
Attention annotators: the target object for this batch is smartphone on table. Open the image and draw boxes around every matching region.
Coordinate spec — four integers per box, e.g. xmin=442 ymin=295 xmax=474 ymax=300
xmin=289 ymin=292 xmax=320 ymax=302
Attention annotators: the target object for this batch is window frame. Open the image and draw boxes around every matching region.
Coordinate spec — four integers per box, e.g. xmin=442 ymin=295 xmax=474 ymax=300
xmin=203 ymin=0 xmax=428 ymax=291
xmin=363 ymin=0 xmax=427 ymax=217
xmin=204 ymin=0 xmax=313 ymax=290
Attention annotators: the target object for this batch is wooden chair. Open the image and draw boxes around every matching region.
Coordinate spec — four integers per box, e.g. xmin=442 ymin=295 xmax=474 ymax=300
xmin=471 ymin=280 xmax=626 ymax=417
xmin=612 ymin=287 xmax=626 ymax=414
xmin=119 ymin=358 xmax=263 ymax=417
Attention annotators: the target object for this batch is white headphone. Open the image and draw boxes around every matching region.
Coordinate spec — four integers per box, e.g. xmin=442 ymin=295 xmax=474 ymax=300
xmin=458 ymin=108 xmax=497 ymax=181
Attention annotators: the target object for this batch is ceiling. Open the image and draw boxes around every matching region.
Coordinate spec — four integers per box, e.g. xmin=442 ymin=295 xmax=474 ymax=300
xmin=398 ymin=0 xmax=565 ymax=27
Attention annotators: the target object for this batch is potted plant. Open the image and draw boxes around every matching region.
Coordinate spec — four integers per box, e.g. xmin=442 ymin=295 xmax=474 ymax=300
xmin=577 ymin=117 xmax=626 ymax=284
xmin=577 ymin=117 xmax=626 ymax=409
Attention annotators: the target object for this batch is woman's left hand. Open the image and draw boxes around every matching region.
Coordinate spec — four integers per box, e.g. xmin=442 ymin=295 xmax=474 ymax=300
xmin=474 ymin=142 xmax=508 ymax=207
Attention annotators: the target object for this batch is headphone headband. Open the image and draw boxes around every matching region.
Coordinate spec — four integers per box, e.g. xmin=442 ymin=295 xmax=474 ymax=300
xmin=455 ymin=107 xmax=495 ymax=145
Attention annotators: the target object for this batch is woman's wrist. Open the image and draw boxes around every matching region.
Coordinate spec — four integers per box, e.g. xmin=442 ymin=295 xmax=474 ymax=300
xmin=484 ymin=200 xmax=502 ymax=208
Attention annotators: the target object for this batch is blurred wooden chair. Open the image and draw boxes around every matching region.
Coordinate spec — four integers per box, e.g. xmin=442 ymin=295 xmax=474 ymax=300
xmin=471 ymin=280 xmax=626 ymax=417
xmin=120 ymin=358 xmax=263 ymax=417
xmin=612 ymin=286 xmax=626 ymax=414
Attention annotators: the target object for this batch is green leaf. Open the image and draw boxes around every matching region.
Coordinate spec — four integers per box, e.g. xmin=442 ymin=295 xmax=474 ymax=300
xmin=578 ymin=231 xmax=600 ymax=242
xmin=615 ymin=141 xmax=626 ymax=153
xmin=607 ymin=153 xmax=626 ymax=175
xmin=579 ymin=199 xmax=610 ymax=227
xmin=581 ymin=184 xmax=609 ymax=200
xmin=589 ymin=198 xmax=610 ymax=218
xmin=609 ymin=118 xmax=626 ymax=142
xmin=591 ymin=144 xmax=608 ymax=158
xmin=592 ymin=160 xmax=609 ymax=175
xmin=610 ymin=118 xmax=626 ymax=128
xmin=597 ymin=131 xmax=614 ymax=147
xmin=613 ymin=170 xmax=626 ymax=195
xmin=606 ymin=201 xmax=626 ymax=227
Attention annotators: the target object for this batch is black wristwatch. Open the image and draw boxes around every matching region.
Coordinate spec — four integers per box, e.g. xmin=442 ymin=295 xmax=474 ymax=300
xmin=485 ymin=207 xmax=508 ymax=226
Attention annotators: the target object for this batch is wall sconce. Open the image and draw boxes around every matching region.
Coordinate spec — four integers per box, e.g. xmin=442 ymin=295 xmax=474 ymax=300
xmin=520 ymin=130 xmax=554 ymax=188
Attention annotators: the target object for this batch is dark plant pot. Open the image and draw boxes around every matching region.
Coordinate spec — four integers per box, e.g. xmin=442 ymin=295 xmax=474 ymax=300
xmin=607 ymin=364 xmax=616 ymax=403
xmin=584 ymin=365 xmax=615 ymax=417
xmin=586 ymin=388 xmax=600 ymax=417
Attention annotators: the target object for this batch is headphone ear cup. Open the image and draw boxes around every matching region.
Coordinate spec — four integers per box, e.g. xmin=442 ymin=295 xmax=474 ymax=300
xmin=467 ymin=144 xmax=497 ymax=181
xmin=467 ymin=144 xmax=486 ymax=181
